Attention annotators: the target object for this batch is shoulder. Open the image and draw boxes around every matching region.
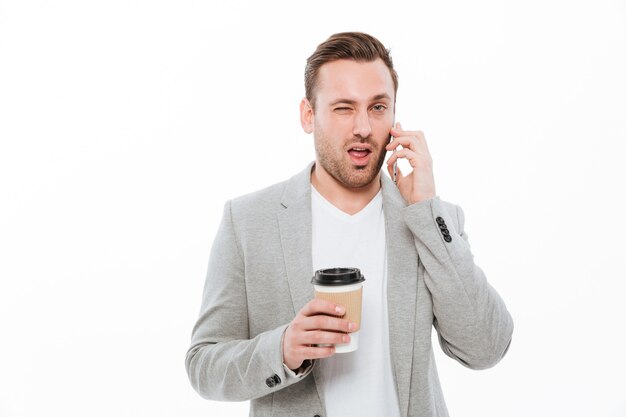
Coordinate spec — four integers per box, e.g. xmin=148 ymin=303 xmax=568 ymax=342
xmin=227 ymin=162 xmax=313 ymax=221
xmin=228 ymin=179 xmax=290 ymax=220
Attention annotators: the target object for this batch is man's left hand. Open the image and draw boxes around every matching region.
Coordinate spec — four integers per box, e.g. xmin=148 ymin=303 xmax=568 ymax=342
xmin=386 ymin=122 xmax=437 ymax=205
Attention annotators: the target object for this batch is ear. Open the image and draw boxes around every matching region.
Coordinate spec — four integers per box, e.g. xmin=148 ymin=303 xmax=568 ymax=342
xmin=300 ymin=98 xmax=314 ymax=134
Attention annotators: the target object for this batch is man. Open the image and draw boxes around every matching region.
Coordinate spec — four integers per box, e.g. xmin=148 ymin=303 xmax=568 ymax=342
xmin=186 ymin=32 xmax=513 ymax=417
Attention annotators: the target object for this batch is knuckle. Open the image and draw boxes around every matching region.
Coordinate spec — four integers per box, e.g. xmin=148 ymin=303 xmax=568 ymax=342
xmin=335 ymin=318 xmax=346 ymax=332
xmin=312 ymin=316 xmax=324 ymax=329
xmin=304 ymin=347 xmax=318 ymax=359
xmin=310 ymin=346 xmax=331 ymax=358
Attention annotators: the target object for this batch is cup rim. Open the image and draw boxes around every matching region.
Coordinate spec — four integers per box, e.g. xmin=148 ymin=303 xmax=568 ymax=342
xmin=311 ymin=267 xmax=366 ymax=286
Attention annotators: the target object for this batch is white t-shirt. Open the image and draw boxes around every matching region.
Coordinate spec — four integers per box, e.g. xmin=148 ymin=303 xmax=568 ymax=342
xmin=311 ymin=186 xmax=401 ymax=417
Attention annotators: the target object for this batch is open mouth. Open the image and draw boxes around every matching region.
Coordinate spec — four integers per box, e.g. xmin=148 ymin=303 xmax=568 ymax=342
xmin=347 ymin=145 xmax=372 ymax=166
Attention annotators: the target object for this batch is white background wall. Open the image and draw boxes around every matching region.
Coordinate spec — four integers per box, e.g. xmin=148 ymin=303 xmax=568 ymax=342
xmin=1 ymin=1 xmax=625 ymax=416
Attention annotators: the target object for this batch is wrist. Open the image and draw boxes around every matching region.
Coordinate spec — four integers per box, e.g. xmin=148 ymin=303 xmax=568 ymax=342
xmin=283 ymin=359 xmax=314 ymax=378
xmin=409 ymin=192 xmax=436 ymax=205
xmin=281 ymin=325 xmax=301 ymax=371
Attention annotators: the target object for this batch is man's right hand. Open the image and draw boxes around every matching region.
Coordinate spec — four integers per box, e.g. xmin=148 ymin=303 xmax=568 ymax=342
xmin=282 ymin=299 xmax=356 ymax=371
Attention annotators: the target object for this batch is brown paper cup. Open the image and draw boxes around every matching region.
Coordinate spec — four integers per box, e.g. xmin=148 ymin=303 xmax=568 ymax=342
xmin=314 ymin=286 xmax=363 ymax=329
xmin=314 ymin=282 xmax=363 ymax=353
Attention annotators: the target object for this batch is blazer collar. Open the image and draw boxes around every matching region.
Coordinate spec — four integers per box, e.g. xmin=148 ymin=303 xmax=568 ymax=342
xmin=279 ymin=161 xmax=315 ymax=209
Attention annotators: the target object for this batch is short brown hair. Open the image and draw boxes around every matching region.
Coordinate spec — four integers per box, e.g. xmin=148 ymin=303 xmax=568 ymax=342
xmin=304 ymin=32 xmax=399 ymax=109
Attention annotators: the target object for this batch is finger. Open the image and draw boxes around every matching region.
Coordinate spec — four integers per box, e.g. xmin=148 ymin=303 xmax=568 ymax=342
xmin=297 ymin=345 xmax=336 ymax=360
xmin=387 ymin=162 xmax=405 ymax=181
xmin=386 ymin=150 xmax=406 ymax=167
xmin=298 ymin=330 xmax=351 ymax=346
xmin=386 ymin=135 xmax=421 ymax=152
xmin=300 ymin=298 xmax=345 ymax=318
xmin=390 ymin=126 xmax=424 ymax=138
xmin=388 ymin=131 xmax=426 ymax=151
xmin=389 ymin=122 xmax=399 ymax=136
xmin=385 ymin=139 xmax=399 ymax=151
xmin=387 ymin=151 xmax=398 ymax=166
xmin=385 ymin=134 xmax=420 ymax=151
xmin=300 ymin=314 xmax=354 ymax=333
xmin=389 ymin=148 xmax=419 ymax=168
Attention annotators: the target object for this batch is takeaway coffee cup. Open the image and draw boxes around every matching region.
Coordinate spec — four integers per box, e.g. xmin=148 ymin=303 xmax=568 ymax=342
xmin=311 ymin=267 xmax=365 ymax=353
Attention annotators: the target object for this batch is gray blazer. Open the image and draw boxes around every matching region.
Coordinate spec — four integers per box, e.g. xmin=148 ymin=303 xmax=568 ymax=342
xmin=186 ymin=162 xmax=513 ymax=417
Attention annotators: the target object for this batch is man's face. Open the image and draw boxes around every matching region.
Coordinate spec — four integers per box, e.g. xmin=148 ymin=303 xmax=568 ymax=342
xmin=309 ymin=59 xmax=395 ymax=188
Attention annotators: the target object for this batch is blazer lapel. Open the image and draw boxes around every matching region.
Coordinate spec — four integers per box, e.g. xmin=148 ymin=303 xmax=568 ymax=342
xmin=277 ymin=162 xmax=315 ymax=314
xmin=277 ymin=162 xmax=327 ymax=407
xmin=382 ymin=175 xmax=418 ymax=417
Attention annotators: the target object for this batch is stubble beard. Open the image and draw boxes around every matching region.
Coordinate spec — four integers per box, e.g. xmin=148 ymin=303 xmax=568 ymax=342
xmin=314 ymin=131 xmax=388 ymax=189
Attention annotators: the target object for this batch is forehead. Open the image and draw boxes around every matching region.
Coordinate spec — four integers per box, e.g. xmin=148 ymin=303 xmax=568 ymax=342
xmin=315 ymin=58 xmax=395 ymax=103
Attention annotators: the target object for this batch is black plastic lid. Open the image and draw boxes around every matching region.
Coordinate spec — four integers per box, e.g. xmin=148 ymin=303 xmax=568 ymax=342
xmin=311 ymin=267 xmax=365 ymax=286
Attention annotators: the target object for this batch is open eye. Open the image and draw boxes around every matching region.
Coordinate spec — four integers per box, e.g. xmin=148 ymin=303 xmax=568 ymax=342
xmin=371 ymin=104 xmax=387 ymax=112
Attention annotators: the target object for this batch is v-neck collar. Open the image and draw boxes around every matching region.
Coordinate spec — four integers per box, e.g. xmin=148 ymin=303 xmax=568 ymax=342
xmin=310 ymin=185 xmax=383 ymax=223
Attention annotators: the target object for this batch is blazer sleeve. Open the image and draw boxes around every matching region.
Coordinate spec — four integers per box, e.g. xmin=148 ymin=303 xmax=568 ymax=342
xmin=185 ymin=201 xmax=311 ymax=401
xmin=403 ymin=196 xmax=514 ymax=370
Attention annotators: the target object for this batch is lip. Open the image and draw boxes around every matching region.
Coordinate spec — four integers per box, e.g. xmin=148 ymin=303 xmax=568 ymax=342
xmin=347 ymin=143 xmax=373 ymax=152
xmin=347 ymin=144 xmax=373 ymax=166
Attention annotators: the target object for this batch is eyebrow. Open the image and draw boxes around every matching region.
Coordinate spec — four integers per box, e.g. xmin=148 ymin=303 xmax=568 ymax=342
xmin=329 ymin=93 xmax=392 ymax=107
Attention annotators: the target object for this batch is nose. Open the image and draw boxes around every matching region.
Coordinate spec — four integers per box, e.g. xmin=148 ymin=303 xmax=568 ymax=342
xmin=352 ymin=109 xmax=372 ymax=139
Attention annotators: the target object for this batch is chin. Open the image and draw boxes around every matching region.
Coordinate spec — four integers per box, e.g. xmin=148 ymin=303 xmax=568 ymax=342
xmin=341 ymin=167 xmax=380 ymax=188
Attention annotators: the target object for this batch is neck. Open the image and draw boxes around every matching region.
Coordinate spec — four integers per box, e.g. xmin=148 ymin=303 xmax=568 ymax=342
xmin=310 ymin=162 xmax=381 ymax=215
